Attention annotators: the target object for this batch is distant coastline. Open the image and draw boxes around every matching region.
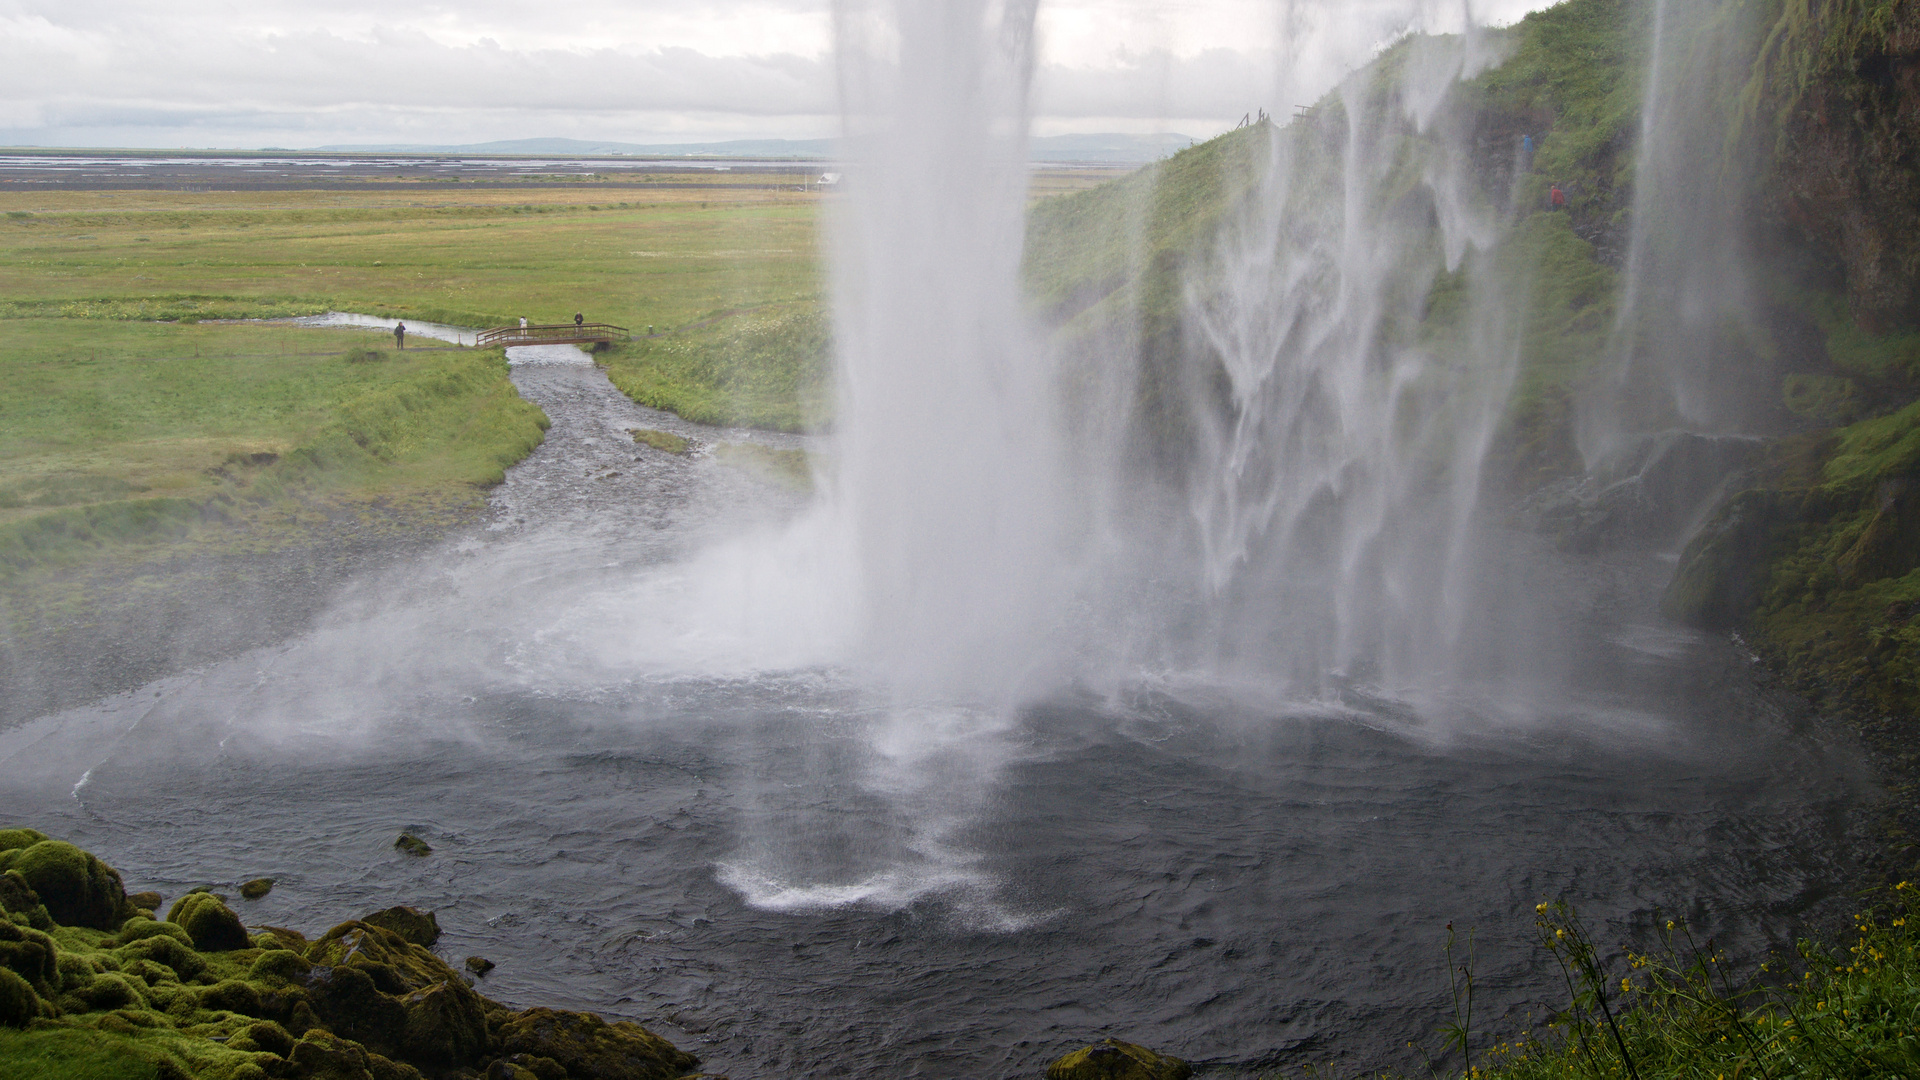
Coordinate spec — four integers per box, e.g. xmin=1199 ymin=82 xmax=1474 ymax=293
xmin=0 ymin=131 xmax=1196 ymax=166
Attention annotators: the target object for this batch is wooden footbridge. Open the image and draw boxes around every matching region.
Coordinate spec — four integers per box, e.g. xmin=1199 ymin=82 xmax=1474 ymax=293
xmin=476 ymin=322 xmax=630 ymax=348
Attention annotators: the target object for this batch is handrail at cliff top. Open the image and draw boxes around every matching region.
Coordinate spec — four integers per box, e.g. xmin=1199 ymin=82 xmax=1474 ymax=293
xmin=476 ymin=322 xmax=631 ymax=348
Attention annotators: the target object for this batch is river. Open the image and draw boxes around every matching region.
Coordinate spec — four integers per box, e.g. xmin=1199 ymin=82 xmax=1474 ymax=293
xmin=0 ymin=346 xmax=1875 ymax=1077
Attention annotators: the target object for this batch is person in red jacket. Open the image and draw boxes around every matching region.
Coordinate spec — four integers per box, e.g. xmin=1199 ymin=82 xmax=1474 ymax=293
xmin=1550 ymin=184 xmax=1566 ymax=209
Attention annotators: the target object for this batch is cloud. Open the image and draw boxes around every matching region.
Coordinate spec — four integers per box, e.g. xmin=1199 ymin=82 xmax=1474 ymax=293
xmin=0 ymin=0 xmax=1558 ymax=147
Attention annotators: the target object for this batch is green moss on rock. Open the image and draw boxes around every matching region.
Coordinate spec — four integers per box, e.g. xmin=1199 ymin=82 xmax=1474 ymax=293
xmin=493 ymin=1053 xmax=568 ymax=1080
xmin=0 ymin=870 xmax=50 ymax=928
xmin=393 ymin=834 xmax=431 ymax=858
xmin=1046 ymin=1038 xmax=1192 ymax=1080
xmin=237 ymin=880 xmax=272 ymax=902
xmin=496 ymin=1007 xmax=699 ymax=1080
xmin=10 ymin=841 xmax=131 ymax=931
xmin=228 ymin=1019 xmax=294 ymax=1056
xmin=165 ymin=893 xmax=248 ymax=952
xmin=0 ymin=829 xmax=49 ymax=854
xmin=118 ymin=935 xmax=206 ymax=982
xmin=119 ymin=918 xmax=191 ymax=948
xmin=199 ymin=979 xmax=264 ymax=1017
xmin=63 ymin=971 xmax=147 ymax=1012
xmin=246 ymin=949 xmax=309 ymax=986
xmin=0 ymin=921 xmax=60 ymax=992
xmin=0 ymin=967 xmax=47 ymax=1028
xmin=0 ymin=831 xmax=704 ymax=1080
xmin=359 ymin=906 xmax=439 ymax=947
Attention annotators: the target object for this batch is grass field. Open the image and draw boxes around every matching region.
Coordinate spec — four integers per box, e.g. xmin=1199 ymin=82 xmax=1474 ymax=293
xmin=0 ymin=179 xmax=834 ymax=569
xmin=0 ymin=185 xmax=824 ymax=332
xmin=0 ymin=320 xmax=546 ymax=573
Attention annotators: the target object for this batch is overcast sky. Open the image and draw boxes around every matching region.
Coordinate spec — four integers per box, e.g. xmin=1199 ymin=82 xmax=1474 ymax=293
xmin=0 ymin=0 xmax=1553 ymax=149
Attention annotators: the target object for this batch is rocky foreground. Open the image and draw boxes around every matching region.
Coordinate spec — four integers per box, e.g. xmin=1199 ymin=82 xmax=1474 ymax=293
xmin=0 ymin=827 xmax=708 ymax=1080
xmin=0 ymin=829 xmax=1191 ymax=1080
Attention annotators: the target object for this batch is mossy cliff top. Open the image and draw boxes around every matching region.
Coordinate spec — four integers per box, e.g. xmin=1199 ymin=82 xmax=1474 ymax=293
xmin=0 ymin=829 xmax=702 ymax=1080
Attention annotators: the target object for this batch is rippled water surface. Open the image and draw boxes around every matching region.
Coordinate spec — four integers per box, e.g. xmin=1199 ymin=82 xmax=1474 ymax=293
xmin=0 ymin=349 xmax=1873 ymax=1077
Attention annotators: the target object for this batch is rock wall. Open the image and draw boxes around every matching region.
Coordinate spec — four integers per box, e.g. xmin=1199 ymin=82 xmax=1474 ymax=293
xmin=1770 ymin=1 xmax=1920 ymax=332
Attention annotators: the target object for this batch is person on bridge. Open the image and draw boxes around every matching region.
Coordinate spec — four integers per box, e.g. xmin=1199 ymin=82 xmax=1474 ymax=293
xmin=519 ymin=316 xmax=528 ymax=328
xmin=394 ymin=322 xmax=406 ymax=349
xmin=574 ymin=312 xmax=584 ymax=327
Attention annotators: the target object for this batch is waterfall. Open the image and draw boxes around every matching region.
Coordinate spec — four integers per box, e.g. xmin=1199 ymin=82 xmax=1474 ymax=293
xmin=827 ymin=0 xmax=1069 ymax=705
xmin=1175 ymin=27 xmax=1521 ymax=694
xmin=1577 ymin=0 xmax=1778 ymax=468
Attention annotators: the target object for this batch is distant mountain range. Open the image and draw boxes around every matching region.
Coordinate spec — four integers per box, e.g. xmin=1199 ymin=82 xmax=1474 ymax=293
xmin=309 ymin=133 xmax=1198 ymax=164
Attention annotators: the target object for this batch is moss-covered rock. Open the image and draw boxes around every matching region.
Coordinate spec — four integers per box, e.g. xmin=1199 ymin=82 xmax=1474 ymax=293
xmin=0 ymin=828 xmax=49 ymax=854
xmin=0 ymin=869 xmax=49 ymax=927
xmin=301 ymin=920 xmax=490 ymax=1069
xmin=127 ymin=890 xmax=164 ymax=912
xmin=0 ymin=920 xmax=59 ymax=992
xmin=360 ymin=905 xmax=439 ymax=947
xmin=119 ymin=916 xmax=192 ymax=947
xmin=466 ymin=955 xmax=495 ymax=976
xmin=0 ymin=831 xmax=700 ymax=1080
xmin=399 ymin=977 xmax=492 ymax=1066
xmin=1663 ymin=488 xmax=1830 ymax=628
xmin=118 ymin=933 xmax=208 ymax=982
xmin=201 ymin=978 xmax=265 ymax=1017
xmin=0 ymin=966 xmax=46 ymax=1028
xmin=286 ymin=1027 xmax=425 ymax=1080
xmin=9 ymin=840 xmax=131 ymax=930
xmin=166 ymin=892 xmax=250 ymax=952
xmin=1046 ymin=1038 xmax=1193 ymax=1080
xmin=61 ymin=970 xmax=147 ymax=1012
xmin=239 ymin=878 xmax=274 ymax=901
xmin=249 ymin=948 xmax=311 ymax=986
xmin=496 ymin=1007 xmax=699 ymax=1080
xmin=492 ymin=1054 xmax=567 ymax=1080
xmin=393 ymin=834 xmax=432 ymax=858
xmin=229 ymin=1018 xmax=296 ymax=1056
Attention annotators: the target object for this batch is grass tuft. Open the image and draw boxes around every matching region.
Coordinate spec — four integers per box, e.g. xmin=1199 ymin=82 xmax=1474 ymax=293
xmin=629 ymin=428 xmax=690 ymax=455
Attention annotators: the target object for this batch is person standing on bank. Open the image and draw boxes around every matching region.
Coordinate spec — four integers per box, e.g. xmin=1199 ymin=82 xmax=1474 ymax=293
xmin=394 ymin=322 xmax=406 ymax=349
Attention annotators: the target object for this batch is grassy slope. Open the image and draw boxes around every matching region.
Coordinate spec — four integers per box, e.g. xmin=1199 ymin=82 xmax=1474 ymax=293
xmin=1019 ymin=0 xmax=1636 ymax=483
xmin=595 ymin=301 xmax=831 ymax=432
xmin=0 ymin=322 xmax=545 ymax=578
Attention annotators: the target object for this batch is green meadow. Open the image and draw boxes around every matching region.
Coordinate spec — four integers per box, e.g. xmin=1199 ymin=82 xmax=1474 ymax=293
xmin=0 ymin=182 xmax=830 ymax=580
xmin=0 ymin=184 xmax=822 ymax=329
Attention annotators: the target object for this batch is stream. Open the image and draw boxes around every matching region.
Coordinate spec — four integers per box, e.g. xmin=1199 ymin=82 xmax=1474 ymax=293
xmin=0 ymin=345 xmax=1877 ymax=1077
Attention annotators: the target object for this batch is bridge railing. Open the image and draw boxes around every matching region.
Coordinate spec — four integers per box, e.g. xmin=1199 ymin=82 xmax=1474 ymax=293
xmin=476 ymin=323 xmax=631 ymax=348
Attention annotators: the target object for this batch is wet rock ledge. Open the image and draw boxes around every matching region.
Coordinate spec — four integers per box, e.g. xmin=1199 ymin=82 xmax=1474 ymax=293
xmin=0 ymin=828 xmax=709 ymax=1080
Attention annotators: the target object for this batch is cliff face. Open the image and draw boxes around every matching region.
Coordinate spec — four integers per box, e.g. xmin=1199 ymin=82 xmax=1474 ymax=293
xmin=1023 ymin=0 xmax=1920 ymax=726
xmin=1770 ymin=1 xmax=1920 ymax=332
